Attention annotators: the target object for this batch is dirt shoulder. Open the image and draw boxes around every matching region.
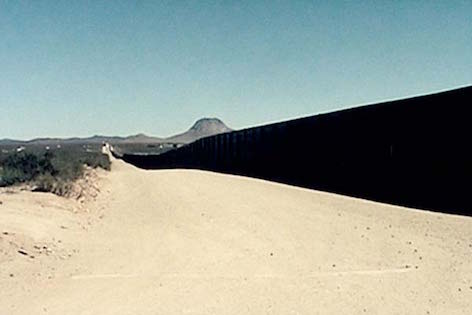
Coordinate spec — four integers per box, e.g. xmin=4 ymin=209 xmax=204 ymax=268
xmin=0 ymin=168 xmax=110 ymax=301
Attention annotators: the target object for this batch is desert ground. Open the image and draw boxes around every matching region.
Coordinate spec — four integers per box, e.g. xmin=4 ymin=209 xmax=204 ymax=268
xmin=1 ymin=155 xmax=472 ymax=314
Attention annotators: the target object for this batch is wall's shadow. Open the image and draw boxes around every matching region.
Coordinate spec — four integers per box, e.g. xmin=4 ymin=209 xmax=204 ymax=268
xmin=119 ymin=86 xmax=472 ymax=216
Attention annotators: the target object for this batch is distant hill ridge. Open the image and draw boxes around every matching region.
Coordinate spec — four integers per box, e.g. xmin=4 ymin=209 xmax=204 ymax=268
xmin=166 ymin=118 xmax=232 ymax=144
xmin=0 ymin=118 xmax=232 ymax=146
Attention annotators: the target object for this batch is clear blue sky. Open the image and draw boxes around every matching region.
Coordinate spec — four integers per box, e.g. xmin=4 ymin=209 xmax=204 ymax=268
xmin=1 ymin=1 xmax=471 ymax=140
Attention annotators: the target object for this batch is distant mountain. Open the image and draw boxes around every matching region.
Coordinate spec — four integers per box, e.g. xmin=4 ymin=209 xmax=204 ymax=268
xmin=0 ymin=118 xmax=231 ymax=146
xmin=28 ymin=136 xmax=127 ymax=145
xmin=0 ymin=134 xmax=163 ymax=146
xmin=166 ymin=118 xmax=232 ymax=144
xmin=120 ymin=134 xmax=164 ymax=144
xmin=0 ymin=139 xmax=22 ymax=145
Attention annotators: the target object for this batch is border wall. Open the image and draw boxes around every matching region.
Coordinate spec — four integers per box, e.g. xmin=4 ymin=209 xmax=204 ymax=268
xmin=119 ymin=86 xmax=472 ymax=215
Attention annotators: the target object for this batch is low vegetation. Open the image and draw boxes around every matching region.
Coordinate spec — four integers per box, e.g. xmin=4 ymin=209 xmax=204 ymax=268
xmin=0 ymin=149 xmax=110 ymax=196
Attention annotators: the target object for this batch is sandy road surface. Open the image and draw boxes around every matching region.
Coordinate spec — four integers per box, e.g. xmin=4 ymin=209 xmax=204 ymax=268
xmin=1 ymin=157 xmax=472 ymax=314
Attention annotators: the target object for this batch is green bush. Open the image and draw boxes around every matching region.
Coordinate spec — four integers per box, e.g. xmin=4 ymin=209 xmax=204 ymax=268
xmin=1 ymin=166 xmax=30 ymax=186
xmin=0 ymin=152 xmax=47 ymax=186
xmin=80 ymin=153 xmax=111 ymax=171
xmin=0 ymin=149 xmax=110 ymax=195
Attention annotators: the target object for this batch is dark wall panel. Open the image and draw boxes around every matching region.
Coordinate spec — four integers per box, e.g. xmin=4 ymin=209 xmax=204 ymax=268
xmin=118 ymin=86 xmax=472 ymax=215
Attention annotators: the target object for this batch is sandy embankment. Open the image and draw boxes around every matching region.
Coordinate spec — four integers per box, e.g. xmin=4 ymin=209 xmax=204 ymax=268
xmin=1 ymin=157 xmax=472 ymax=314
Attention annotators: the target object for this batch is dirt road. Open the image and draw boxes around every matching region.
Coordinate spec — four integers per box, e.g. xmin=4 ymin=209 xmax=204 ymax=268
xmin=1 ymin=158 xmax=472 ymax=314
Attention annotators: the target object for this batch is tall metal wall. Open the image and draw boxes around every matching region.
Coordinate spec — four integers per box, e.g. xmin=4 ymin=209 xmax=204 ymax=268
xmin=120 ymin=86 xmax=472 ymax=215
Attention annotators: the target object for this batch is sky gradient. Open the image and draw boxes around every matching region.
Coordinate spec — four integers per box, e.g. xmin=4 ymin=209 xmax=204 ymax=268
xmin=1 ymin=1 xmax=471 ymax=140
